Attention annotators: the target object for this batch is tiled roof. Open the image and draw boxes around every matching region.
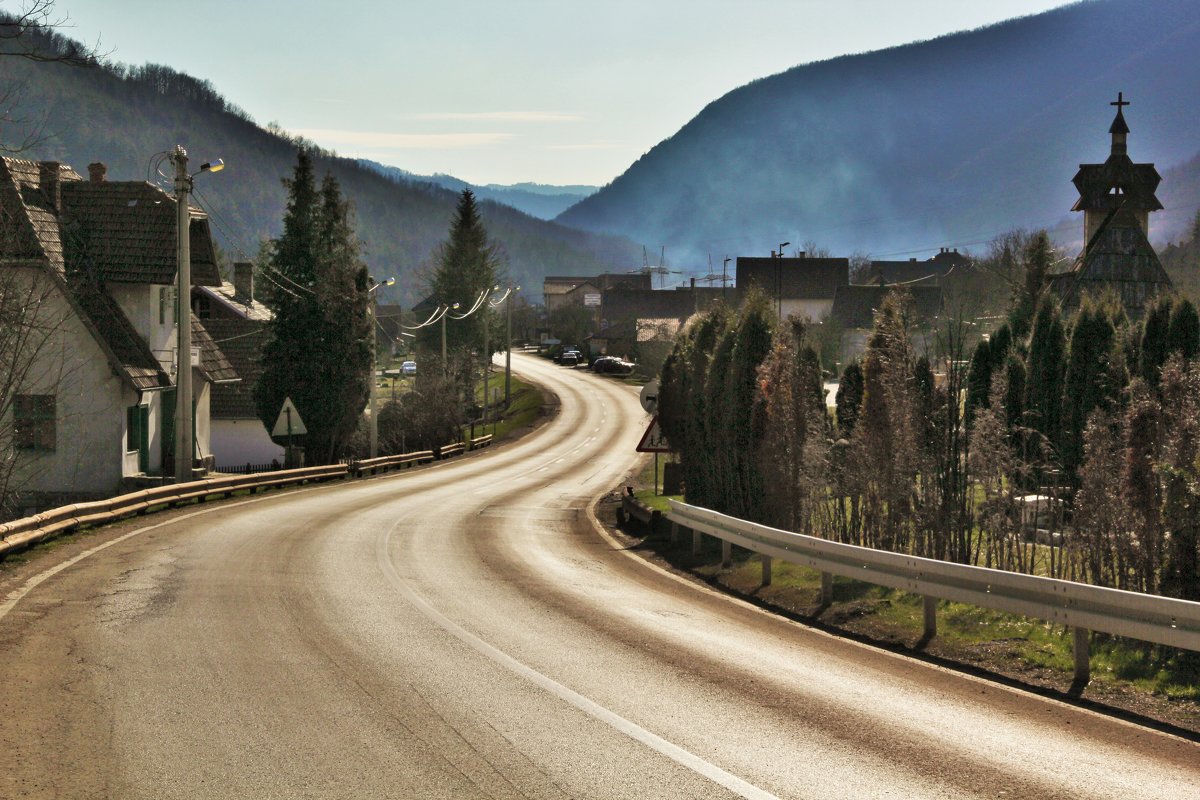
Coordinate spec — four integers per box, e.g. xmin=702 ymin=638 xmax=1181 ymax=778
xmin=862 ymin=261 xmax=942 ymax=286
xmin=0 ymin=158 xmax=81 ymax=269
xmin=194 ymin=282 xmax=273 ymax=322
xmin=60 ymin=181 xmax=222 ymax=286
xmin=69 ymin=281 xmax=172 ymax=392
xmin=192 ymin=314 xmax=239 ymax=384
xmin=201 ymin=318 xmax=266 ymax=419
xmin=736 ymin=257 xmax=849 ymax=300
xmin=831 ymin=285 xmax=943 ymax=329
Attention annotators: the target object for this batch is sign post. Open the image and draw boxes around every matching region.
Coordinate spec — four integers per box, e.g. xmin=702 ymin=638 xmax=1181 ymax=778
xmin=636 ymin=414 xmax=670 ymax=495
xmin=272 ymin=396 xmax=308 ymax=467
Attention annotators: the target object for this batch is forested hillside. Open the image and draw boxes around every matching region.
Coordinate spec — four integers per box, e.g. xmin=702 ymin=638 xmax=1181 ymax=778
xmin=0 ymin=33 xmax=638 ymax=305
xmin=558 ymin=0 xmax=1200 ymax=263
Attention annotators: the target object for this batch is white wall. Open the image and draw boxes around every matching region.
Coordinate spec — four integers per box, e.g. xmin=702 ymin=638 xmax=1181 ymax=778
xmin=212 ymin=419 xmax=284 ymax=468
xmin=781 ymin=298 xmax=834 ymax=322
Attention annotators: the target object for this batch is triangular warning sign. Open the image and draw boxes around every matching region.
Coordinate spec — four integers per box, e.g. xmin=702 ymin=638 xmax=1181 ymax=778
xmin=636 ymin=415 xmax=670 ymax=453
xmin=272 ymin=396 xmax=308 ymax=437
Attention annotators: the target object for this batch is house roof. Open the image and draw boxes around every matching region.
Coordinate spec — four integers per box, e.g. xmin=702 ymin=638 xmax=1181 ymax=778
xmin=69 ymin=280 xmax=173 ymax=392
xmin=863 ymin=261 xmax=942 ymax=286
xmin=194 ymin=282 xmax=273 ymax=321
xmin=0 ymin=158 xmax=81 ymax=269
xmin=735 ymin=257 xmax=849 ymax=300
xmin=60 ymin=181 xmax=222 ymax=286
xmin=201 ymin=318 xmax=266 ymax=418
xmin=831 ymin=285 xmax=943 ymax=329
xmin=192 ymin=314 xmax=239 ymax=384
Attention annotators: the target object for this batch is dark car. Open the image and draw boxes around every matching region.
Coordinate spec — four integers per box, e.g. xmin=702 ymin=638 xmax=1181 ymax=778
xmin=560 ymin=350 xmax=581 ymax=366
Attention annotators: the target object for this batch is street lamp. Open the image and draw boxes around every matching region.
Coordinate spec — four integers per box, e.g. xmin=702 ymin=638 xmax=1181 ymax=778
xmin=722 ymin=257 xmax=731 ymax=302
xmin=170 ymin=146 xmax=223 ymax=484
xmin=367 ymin=276 xmax=395 ymax=458
xmin=776 ymin=241 xmax=790 ymax=319
xmin=482 ymin=285 xmax=499 ymax=436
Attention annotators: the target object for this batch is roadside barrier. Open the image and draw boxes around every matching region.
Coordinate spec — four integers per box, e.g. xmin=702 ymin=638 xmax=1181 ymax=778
xmin=0 ymin=434 xmax=497 ymax=560
xmin=667 ymin=499 xmax=1200 ymax=683
xmin=617 ymin=487 xmax=660 ymax=531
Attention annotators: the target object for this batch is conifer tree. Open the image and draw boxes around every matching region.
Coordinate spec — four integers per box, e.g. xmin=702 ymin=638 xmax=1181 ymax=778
xmin=1062 ymin=298 xmax=1116 ymax=478
xmin=1167 ymin=297 xmax=1200 ymax=361
xmin=964 ymin=338 xmax=991 ymax=428
xmin=835 ymin=360 xmax=863 ymax=438
xmin=1023 ymin=295 xmax=1066 ymax=463
xmin=255 ymin=150 xmax=371 ymax=463
xmin=418 ymin=189 xmax=500 ymax=367
xmin=1139 ymin=296 xmax=1173 ymax=387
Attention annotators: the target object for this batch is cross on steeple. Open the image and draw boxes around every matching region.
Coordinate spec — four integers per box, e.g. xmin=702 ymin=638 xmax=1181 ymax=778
xmin=1111 ymin=91 xmax=1130 ymax=110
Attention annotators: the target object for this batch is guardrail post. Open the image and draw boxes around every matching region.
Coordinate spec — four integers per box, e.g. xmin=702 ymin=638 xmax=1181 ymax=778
xmin=923 ymin=595 xmax=937 ymax=639
xmin=762 ymin=555 xmax=772 ymax=586
xmin=721 ymin=539 xmax=731 ymax=568
xmin=1073 ymin=627 xmax=1090 ymax=684
xmin=670 ymin=521 xmax=679 ymax=544
xmin=820 ymin=571 xmax=833 ymax=606
xmin=692 ymin=529 xmax=701 ymax=556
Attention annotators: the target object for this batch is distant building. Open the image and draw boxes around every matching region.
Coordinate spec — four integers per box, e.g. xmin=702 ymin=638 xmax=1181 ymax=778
xmin=862 ymin=248 xmax=970 ymax=287
xmin=1049 ymin=93 xmax=1172 ymax=318
xmin=735 ymin=255 xmax=849 ymax=321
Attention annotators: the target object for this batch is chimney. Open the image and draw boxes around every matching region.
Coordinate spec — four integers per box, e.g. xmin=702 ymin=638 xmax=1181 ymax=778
xmin=909 ymin=257 xmax=917 ymax=262
xmin=88 ymin=162 xmax=107 ymax=183
xmin=690 ymin=277 xmax=696 ymax=289
xmin=233 ymin=261 xmax=254 ymax=301
xmin=39 ymin=161 xmax=61 ymax=211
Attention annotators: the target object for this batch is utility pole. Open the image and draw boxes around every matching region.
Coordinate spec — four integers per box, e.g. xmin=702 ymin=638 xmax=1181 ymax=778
xmin=505 ymin=285 xmax=519 ymax=407
xmin=482 ymin=301 xmax=489 ymax=437
xmin=172 ymin=146 xmax=193 ymax=484
xmin=723 ymin=256 xmax=731 ymax=302
xmin=366 ymin=276 xmax=393 ymax=458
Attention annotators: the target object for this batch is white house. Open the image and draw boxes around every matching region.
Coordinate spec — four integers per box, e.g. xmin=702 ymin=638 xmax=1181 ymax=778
xmin=0 ymin=158 xmax=237 ymax=510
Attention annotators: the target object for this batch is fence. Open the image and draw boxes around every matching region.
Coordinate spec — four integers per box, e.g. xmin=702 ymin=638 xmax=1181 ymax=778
xmin=667 ymin=500 xmax=1200 ymax=683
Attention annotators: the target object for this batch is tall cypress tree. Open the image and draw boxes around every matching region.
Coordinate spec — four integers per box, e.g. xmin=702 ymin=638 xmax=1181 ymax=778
xmin=1167 ymin=297 xmax=1200 ymax=361
xmin=835 ymin=360 xmax=863 ymax=438
xmin=1139 ymin=296 xmax=1173 ymax=387
xmin=1062 ymin=298 xmax=1116 ymax=478
xmin=1023 ymin=295 xmax=1066 ymax=464
xmin=255 ymin=150 xmax=371 ymax=463
xmin=964 ymin=339 xmax=992 ymax=429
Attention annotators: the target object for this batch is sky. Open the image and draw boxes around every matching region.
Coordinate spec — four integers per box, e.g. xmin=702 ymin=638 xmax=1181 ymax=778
xmin=52 ymin=0 xmax=1074 ymax=187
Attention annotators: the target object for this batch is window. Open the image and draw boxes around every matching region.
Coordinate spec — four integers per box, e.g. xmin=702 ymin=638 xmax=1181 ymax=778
xmin=14 ymin=394 xmax=55 ymax=451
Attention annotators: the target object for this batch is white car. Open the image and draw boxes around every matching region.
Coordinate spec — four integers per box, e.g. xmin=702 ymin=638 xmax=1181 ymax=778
xmin=401 ymin=361 xmax=417 ymax=376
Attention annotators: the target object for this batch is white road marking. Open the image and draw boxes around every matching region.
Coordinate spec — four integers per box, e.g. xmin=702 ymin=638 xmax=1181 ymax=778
xmin=378 ymin=526 xmax=782 ymax=800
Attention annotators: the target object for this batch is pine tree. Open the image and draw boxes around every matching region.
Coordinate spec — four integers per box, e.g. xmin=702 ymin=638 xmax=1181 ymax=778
xmin=1062 ymin=298 xmax=1116 ymax=479
xmin=1167 ymin=297 xmax=1200 ymax=361
xmin=1139 ymin=295 xmax=1173 ymax=387
xmin=835 ymin=360 xmax=863 ymax=438
xmin=964 ymin=338 xmax=991 ymax=429
xmin=417 ymin=189 xmax=500 ymax=368
xmin=255 ymin=150 xmax=371 ymax=464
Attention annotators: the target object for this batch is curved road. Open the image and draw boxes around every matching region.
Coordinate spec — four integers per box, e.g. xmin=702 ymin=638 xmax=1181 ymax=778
xmin=1 ymin=352 xmax=1197 ymax=799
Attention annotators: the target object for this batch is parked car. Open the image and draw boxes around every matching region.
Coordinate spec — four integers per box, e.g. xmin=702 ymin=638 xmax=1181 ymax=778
xmin=559 ymin=350 xmax=581 ymax=366
xmin=592 ymin=356 xmax=634 ymax=375
xmin=401 ymin=360 xmax=417 ymax=376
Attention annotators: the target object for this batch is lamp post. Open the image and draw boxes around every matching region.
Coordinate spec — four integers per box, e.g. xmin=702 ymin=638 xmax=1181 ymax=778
xmin=722 ymin=257 xmax=731 ymax=302
xmin=482 ymin=285 xmax=498 ymax=436
xmin=776 ymin=241 xmax=790 ymax=319
xmin=367 ymin=275 xmax=395 ymax=458
xmin=170 ymin=146 xmax=223 ymax=484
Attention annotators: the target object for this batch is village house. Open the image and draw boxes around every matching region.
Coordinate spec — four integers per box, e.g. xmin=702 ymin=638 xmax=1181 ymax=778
xmin=192 ymin=262 xmax=283 ymax=469
xmin=735 ymin=255 xmax=849 ymax=321
xmin=1049 ymin=94 xmax=1172 ymax=318
xmin=0 ymin=158 xmax=236 ymax=510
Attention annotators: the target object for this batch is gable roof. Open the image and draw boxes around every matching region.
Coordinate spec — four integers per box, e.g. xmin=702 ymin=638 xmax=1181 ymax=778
xmin=831 ymin=285 xmax=943 ymax=329
xmin=0 ymin=158 xmax=81 ymax=269
xmin=60 ymin=180 xmax=222 ymax=286
xmin=194 ymin=282 xmax=273 ymax=322
xmin=192 ymin=314 xmax=239 ymax=384
xmin=735 ymin=257 xmax=849 ymax=300
xmin=200 ymin=318 xmax=266 ymax=419
xmin=69 ymin=280 xmax=173 ymax=392
xmin=1050 ymin=211 xmax=1171 ymax=315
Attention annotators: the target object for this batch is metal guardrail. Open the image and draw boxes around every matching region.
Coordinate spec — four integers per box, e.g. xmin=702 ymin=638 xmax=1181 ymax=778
xmin=470 ymin=434 xmax=493 ymax=450
xmin=350 ymin=450 xmax=435 ymax=477
xmin=668 ymin=500 xmax=1200 ymax=681
xmin=0 ymin=464 xmax=350 ymax=559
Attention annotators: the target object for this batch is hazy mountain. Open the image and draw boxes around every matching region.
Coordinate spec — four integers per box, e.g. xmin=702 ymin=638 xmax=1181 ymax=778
xmin=358 ymin=160 xmax=596 ymax=220
xmin=557 ymin=0 xmax=1200 ymax=264
xmin=0 ymin=38 xmax=637 ymax=306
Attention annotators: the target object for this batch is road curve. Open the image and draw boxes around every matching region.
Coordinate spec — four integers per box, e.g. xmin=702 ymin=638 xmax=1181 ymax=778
xmin=1 ymin=351 xmax=1197 ymax=799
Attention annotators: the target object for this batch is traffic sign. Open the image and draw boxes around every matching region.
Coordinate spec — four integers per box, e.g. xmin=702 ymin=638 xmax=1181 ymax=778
xmin=640 ymin=379 xmax=659 ymax=414
xmin=272 ymin=396 xmax=308 ymax=437
xmin=636 ymin=415 xmax=670 ymax=453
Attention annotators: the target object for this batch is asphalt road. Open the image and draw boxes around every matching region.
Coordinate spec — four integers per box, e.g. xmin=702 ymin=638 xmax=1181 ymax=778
xmin=1 ymin=352 xmax=1198 ymax=799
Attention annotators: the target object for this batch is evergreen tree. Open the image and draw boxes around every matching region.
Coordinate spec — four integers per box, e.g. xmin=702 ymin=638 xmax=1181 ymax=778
xmin=1023 ymin=295 xmax=1065 ymax=463
xmin=964 ymin=338 xmax=991 ymax=429
xmin=835 ymin=360 xmax=863 ymax=438
xmin=725 ymin=291 xmax=775 ymax=520
xmin=1167 ymin=297 xmax=1200 ymax=361
xmin=1139 ymin=295 xmax=1173 ymax=387
xmin=417 ymin=189 xmax=500 ymax=368
xmin=1008 ymin=231 xmax=1054 ymax=340
xmin=255 ymin=150 xmax=371 ymax=464
xmin=1062 ymin=298 xmax=1116 ymax=478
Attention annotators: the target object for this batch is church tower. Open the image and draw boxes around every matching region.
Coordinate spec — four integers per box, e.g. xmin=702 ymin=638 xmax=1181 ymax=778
xmin=1051 ymin=93 xmax=1171 ymax=318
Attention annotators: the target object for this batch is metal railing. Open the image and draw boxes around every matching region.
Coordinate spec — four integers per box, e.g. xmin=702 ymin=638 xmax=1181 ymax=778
xmin=350 ymin=450 xmax=434 ymax=477
xmin=667 ymin=500 xmax=1200 ymax=682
